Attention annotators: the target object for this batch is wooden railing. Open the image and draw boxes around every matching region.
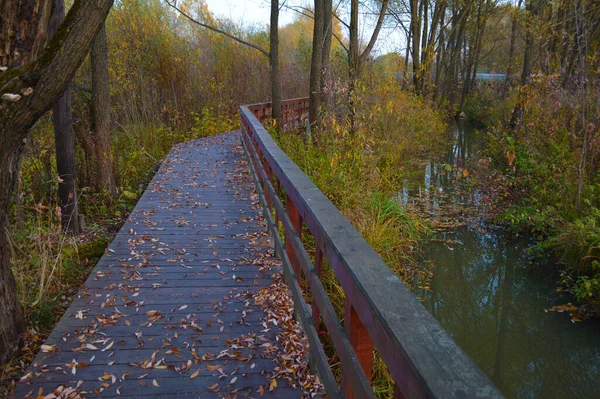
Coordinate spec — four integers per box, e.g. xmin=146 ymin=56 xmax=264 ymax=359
xmin=239 ymin=99 xmax=503 ymax=399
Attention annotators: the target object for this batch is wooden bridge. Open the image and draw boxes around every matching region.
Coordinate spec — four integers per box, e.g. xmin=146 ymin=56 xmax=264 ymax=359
xmin=13 ymin=99 xmax=503 ymax=399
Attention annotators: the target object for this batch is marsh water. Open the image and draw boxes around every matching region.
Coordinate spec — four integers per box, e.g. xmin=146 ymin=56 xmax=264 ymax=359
xmin=401 ymin=120 xmax=600 ymax=398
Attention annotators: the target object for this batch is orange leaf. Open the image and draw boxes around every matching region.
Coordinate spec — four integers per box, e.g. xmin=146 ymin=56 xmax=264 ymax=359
xmin=208 ymin=383 xmax=219 ymax=391
xmin=506 ymin=150 xmax=516 ymax=166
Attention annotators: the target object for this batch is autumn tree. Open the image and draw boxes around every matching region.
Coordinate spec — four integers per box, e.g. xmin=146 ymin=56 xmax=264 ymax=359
xmin=0 ymin=0 xmax=113 ymax=364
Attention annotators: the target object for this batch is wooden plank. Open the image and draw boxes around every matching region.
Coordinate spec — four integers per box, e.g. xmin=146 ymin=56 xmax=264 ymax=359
xmin=13 ymin=133 xmax=313 ymax=399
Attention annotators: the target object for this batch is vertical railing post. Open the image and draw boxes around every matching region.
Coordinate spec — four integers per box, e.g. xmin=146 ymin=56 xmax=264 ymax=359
xmin=342 ymin=300 xmax=374 ymax=399
xmin=265 ymin=165 xmax=274 ymax=211
xmin=312 ymin=247 xmax=323 ymax=329
xmin=275 ymin=179 xmax=282 ymax=228
xmin=285 ymin=193 xmax=302 ymax=281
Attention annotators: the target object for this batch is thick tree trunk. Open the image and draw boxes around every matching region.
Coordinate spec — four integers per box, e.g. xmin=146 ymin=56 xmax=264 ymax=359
xmin=0 ymin=0 xmax=52 ymax=366
xmin=0 ymin=146 xmax=27 ymax=365
xmin=270 ymin=0 xmax=282 ymax=126
xmin=49 ymin=0 xmax=80 ymax=234
xmin=53 ymin=91 xmax=80 ymax=232
xmin=91 ymin=24 xmax=117 ymax=197
xmin=0 ymin=0 xmax=114 ymax=365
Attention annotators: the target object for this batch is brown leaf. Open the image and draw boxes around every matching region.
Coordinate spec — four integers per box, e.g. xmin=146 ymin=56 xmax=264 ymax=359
xmin=208 ymin=383 xmax=219 ymax=392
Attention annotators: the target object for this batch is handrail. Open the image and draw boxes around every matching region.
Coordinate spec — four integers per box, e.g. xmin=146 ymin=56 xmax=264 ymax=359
xmin=239 ymin=98 xmax=504 ymax=399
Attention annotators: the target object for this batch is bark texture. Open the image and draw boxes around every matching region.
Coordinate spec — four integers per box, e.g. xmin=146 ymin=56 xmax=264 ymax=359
xmin=49 ymin=0 xmax=80 ymax=233
xmin=90 ymin=24 xmax=117 ymax=196
xmin=309 ymin=0 xmax=325 ymax=129
xmin=0 ymin=0 xmax=114 ymax=365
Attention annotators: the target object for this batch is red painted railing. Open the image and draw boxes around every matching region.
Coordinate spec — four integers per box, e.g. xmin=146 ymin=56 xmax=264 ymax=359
xmin=240 ymin=98 xmax=503 ymax=399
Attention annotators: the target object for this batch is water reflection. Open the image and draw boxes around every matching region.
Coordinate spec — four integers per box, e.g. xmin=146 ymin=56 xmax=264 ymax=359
xmin=421 ymin=228 xmax=600 ymax=399
xmin=403 ymin=120 xmax=600 ymax=398
xmin=399 ymin=120 xmax=490 ymax=225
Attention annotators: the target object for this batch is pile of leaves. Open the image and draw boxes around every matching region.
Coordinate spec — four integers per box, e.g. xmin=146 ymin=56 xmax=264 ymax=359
xmin=249 ymin=273 xmax=324 ymax=397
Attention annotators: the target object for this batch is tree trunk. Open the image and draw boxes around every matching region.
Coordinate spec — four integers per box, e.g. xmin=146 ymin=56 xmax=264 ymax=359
xmin=0 ymin=146 xmax=27 ymax=365
xmin=309 ymin=0 xmax=325 ymax=130
xmin=0 ymin=0 xmax=114 ymax=365
xmin=433 ymin=9 xmax=445 ymax=104
xmin=510 ymin=0 xmax=538 ymax=128
xmin=349 ymin=0 xmax=360 ymax=77
xmin=403 ymin=27 xmax=412 ymax=90
xmin=320 ymin=0 xmax=333 ymax=110
xmin=411 ymin=0 xmax=422 ymax=94
xmin=91 ymin=24 xmax=117 ymax=197
xmin=270 ymin=0 xmax=282 ymax=126
xmin=504 ymin=0 xmax=523 ymax=91
xmin=49 ymin=0 xmax=80 ymax=234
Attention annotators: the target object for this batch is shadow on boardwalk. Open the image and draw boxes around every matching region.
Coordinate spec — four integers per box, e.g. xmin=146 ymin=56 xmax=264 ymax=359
xmin=13 ymin=133 xmax=322 ymax=399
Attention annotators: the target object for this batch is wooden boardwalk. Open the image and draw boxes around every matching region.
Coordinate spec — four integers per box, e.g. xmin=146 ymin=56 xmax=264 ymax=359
xmin=13 ymin=133 xmax=319 ymax=398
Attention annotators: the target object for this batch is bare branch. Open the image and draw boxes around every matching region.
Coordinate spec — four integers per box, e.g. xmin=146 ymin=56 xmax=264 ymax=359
xmin=333 ymin=31 xmax=349 ymax=53
xmin=166 ymin=0 xmax=270 ymax=58
xmin=359 ymin=0 xmax=389 ymax=64
xmin=280 ymin=2 xmax=348 ymax=53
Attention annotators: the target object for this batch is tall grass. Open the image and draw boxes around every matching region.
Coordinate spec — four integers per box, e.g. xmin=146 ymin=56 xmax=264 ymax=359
xmin=273 ymin=84 xmax=445 ymax=397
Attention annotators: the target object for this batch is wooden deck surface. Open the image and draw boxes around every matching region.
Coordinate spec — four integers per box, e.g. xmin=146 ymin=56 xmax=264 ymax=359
xmin=13 ymin=133 xmax=317 ymax=399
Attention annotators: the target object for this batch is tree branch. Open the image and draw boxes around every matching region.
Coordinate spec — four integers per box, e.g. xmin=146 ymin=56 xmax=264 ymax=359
xmin=1 ymin=0 xmax=114 ymax=134
xmin=166 ymin=0 xmax=270 ymax=58
xmin=279 ymin=2 xmax=348 ymax=53
xmin=333 ymin=31 xmax=349 ymax=53
xmin=359 ymin=0 xmax=389 ymax=64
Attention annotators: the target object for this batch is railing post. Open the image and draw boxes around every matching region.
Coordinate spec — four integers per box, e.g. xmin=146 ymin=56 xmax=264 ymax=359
xmin=265 ymin=165 xmax=274 ymax=211
xmin=312 ymin=247 xmax=323 ymax=329
xmin=275 ymin=179 xmax=282 ymax=228
xmin=342 ymin=300 xmax=374 ymax=399
xmin=285 ymin=193 xmax=302 ymax=281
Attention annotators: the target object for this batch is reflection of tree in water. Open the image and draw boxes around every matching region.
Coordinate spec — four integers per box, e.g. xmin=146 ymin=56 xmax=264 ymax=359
xmin=402 ymin=119 xmax=493 ymax=227
xmin=422 ymin=227 xmax=600 ymax=399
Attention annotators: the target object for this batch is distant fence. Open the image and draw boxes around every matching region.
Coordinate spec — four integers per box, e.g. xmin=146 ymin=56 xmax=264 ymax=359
xmin=395 ymin=72 xmax=506 ymax=83
xmin=239 ymin=98 xmax=504 ymax=399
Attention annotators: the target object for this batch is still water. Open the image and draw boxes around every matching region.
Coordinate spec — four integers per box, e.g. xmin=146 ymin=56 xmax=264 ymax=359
xmin=402 ymin=120 xmax=600 ymax=398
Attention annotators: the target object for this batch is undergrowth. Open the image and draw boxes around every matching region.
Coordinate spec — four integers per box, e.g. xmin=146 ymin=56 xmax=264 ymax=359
xmin=465 ymin=76 xmax=600 ymax=313
xmin=272 ymin=84 xmax=445 ymax=397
